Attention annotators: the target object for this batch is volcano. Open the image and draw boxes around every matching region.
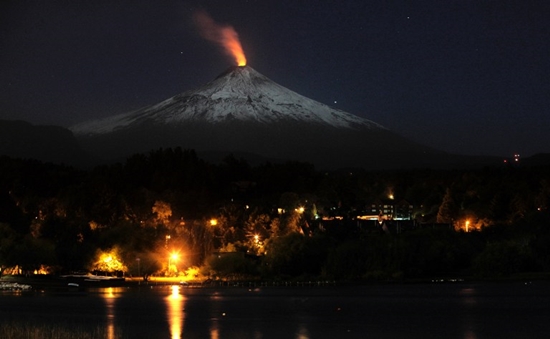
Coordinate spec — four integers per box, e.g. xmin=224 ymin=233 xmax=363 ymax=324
xmin=71 ymin=66 xmax=459 ymax=169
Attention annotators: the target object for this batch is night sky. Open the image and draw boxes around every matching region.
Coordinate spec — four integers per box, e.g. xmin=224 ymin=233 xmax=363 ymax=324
xmin=1 ymin=0 xmax=549 ymax=157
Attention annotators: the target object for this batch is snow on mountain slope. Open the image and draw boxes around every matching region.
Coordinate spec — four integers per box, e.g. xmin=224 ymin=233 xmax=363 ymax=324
xmin=71 ymin=66 xmax=384 ymax=135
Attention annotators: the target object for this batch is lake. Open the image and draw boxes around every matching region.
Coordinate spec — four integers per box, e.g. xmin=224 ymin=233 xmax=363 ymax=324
xmin=1 ymin=281 xmax=549 ymax=338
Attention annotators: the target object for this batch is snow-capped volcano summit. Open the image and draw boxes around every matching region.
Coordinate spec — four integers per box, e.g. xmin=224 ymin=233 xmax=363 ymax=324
xmin=71 ymin=66 xmax=383 ymax=135
xmin=71 ymin=65 xmax=447 ymax=169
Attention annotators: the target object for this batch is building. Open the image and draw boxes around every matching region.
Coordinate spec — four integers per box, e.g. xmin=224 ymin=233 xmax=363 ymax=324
xmin=366 ymin=199 xmax=413 ymax=221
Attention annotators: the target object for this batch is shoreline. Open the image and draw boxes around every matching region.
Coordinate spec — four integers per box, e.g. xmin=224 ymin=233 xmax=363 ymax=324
xmin=2 ymin=272 xmax=549 ymax=292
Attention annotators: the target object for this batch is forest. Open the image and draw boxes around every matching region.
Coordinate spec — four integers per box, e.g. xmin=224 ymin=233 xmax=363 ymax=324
xmin=1 ymin=148 xmax=549 ymax=282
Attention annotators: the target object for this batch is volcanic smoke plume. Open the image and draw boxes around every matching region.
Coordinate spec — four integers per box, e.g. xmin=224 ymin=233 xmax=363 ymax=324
xmin=193 ymin=10 xmax=247 ymax=66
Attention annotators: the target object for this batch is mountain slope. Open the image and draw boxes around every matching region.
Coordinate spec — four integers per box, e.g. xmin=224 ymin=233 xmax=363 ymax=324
xmin=71 ymin=66 xmax=383 ymax=135
xmin=70 ymin=66 xmax=495 ymax=170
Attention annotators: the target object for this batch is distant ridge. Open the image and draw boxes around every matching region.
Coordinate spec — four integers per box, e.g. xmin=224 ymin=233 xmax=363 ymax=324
xmin=518 ymin=153 xmax=550 ymax=167
xmin=0 ymin=119 xmax=88 ymax=166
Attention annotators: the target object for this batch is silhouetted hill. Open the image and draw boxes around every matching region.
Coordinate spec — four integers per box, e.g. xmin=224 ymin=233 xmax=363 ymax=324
xmin=520 ymin=153 xmax=550 ymax=167
xmin=0 ymin=119 xmax=89 ymax=167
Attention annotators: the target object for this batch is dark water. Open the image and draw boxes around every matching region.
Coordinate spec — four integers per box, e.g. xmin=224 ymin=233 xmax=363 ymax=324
xmin=1 ymin=281 xmax=549 ymax=338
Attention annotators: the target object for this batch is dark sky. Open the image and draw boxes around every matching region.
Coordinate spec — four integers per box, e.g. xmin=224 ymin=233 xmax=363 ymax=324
xmin=1 ymin=0 xmax=549 ymax=157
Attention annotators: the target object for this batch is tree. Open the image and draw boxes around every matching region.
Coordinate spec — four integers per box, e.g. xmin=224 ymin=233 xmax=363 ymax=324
xmin=205 ymin=252 xmax=257 ymax=280
xmin=128 ymin=251 xmax=162 ymax=280
xmin=437 ymin=188 xmax=457 ymax=224
xmin=0 ymin=223 xmax=18 ymax=277
xmin=152 ymin=200 xmax=172 ymax=226
xmin=15 ymin=235 xmax=57 ymax=274
xmin=325 ymin=239 xmax=369 ymax=280
xmin=472 ymin=240 xmax=534 ymax=278
xmin=261 ymin=232 xmax=328 ymax=278
xmin=89 ymin=247 xmax=127 ymax=274
xmin=243 ymin=212 xmax=270 ymax=255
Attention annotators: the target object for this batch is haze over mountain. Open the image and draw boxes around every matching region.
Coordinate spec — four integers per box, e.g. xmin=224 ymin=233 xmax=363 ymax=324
xmin=71 ymin=66 xmax=495 ymax=170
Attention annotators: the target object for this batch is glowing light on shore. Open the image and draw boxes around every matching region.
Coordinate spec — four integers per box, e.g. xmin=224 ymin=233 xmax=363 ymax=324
xmin=92 ymin=250 xmax=125 ymax=272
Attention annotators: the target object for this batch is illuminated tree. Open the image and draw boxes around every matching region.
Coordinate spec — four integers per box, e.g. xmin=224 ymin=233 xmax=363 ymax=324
xmin=268 ymin=218 xmax=282 ymax=238
xmin=89 ymin=248 xmax=126 ymax=273
xmin=243 ymin=212 xmax=270 ymax=255
xmin=213 ymin=203 xmax=247 ymax=249
xmin=152 ymin=200 xmax=172 ymax=225
xmin=279 ymin=209 xmax=304 ymax=236
xmin=172 ymin=219 xmax=215 ymax=266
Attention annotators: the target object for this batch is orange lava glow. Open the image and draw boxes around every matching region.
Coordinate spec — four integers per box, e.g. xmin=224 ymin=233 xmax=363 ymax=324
xmin=193 ymin=10 xmax=247 ymax=66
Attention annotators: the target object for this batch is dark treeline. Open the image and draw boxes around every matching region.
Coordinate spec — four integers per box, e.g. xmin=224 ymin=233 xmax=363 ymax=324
xmin=1 ymin=148 xmax=549 ymax=282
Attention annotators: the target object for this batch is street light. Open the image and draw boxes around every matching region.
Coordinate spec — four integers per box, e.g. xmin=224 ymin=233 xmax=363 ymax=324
xmin=168 ymin=252 xmax=179 ymax=276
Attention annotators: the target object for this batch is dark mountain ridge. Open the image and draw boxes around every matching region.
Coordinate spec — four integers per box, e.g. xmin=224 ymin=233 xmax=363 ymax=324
xmin=0 ymin=119 xmax=89 ymax=166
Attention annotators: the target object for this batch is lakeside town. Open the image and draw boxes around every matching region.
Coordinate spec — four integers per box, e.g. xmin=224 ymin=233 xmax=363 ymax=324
xmin=2 ymin=150 xmax=550 ymax=287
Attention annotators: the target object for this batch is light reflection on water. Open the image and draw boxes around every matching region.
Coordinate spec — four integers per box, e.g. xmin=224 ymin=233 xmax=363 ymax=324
xmin=100 ymin=287 xmax=122 ymax=339
xmin=208 ymin=293 xmax=220 ymax=339
xmin=459 ymin=287 xmax=478 ymax=339
xmin=296 ymin=323 xmax=310 ymax=339
xmin=91 ymin=285 xmax=485 ymax=339
xmin=14 ymin=282 xmax=543 ymax=338
xmin=165 ymin=285 xmax=186 ymax=339
xmin=210 ymin=324 xmax=220 ymax=339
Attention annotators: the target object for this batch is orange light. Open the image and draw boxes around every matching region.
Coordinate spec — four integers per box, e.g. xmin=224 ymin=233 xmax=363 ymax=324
xmin=193 ymin=10 xmax=247 ymax=66
xmin=166 ymin=285 xmax=184 ymax=339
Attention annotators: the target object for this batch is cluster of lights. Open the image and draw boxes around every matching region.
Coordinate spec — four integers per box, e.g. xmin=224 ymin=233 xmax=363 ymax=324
xmin=504 ymin=153 xmax=521 ymax=164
